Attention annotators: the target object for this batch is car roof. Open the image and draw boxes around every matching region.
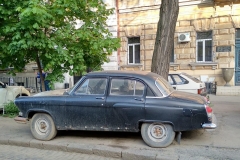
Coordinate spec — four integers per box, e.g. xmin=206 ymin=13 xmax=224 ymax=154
xmin=86 ymin=70 xmax=160 ymax=81
xmin=85 ymin=71 xmax=162 ymax=96
xmin=169 ymin=72 xmax=183 ymax=75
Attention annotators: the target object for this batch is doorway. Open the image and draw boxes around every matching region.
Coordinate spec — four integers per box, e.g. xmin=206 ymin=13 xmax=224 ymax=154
xmin=235 ymin=29 xmax=240 ymax=86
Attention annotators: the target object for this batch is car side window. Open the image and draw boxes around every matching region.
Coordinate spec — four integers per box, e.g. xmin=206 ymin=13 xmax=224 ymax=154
xmin=110 ymin=79 xmax=144 ymax=96
xmin=75 ymin=78 xmax=107 ymax=95
xmin=168 ymin=75 xmax=174 ymax=85
xmin=135 ymin=81 xmax=144 ymax=96
xmin=146 ymin=86 xmax=155 ymax=96
xmin=172 ymin=75 xmax=187 ymax=85
xmin=0 ymin=82 xmax=5 ymax=88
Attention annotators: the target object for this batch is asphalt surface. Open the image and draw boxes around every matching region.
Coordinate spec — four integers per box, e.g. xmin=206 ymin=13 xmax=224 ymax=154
xmin=0 ymin=95 xmax=240 ymax=160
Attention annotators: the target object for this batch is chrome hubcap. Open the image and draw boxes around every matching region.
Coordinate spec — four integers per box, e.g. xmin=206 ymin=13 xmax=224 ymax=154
xmin=147 ymin=124 xmax=167 ymax=142
xmin=35 ymin=118 xmax=49 ymax=135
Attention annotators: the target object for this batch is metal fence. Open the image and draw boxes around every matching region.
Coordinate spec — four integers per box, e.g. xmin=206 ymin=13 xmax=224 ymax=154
xmin=0 ymin=76 xmax=38 ymax=92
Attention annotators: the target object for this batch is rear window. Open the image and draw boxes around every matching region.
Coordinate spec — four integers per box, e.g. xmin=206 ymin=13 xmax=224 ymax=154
xmin=110 ymin=78 xmax=145 ymax=96
xmin=155 ymin=77 xmax=175 ymax=96
xmin=181 ymin=73 xmax=202 ymax=83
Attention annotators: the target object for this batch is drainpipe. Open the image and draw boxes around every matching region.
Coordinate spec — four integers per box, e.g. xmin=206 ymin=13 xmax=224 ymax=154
xmin=116 ymin=0 xmax=120 ymax=70
xmin=144 ymin=24 xmax=146 ymax=71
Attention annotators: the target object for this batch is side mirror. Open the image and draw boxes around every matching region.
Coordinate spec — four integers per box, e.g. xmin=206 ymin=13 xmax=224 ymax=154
xmin=0 ymin=83 xmax=6 ymax=88
xmin=63 ymin=91 xmax=69 ymax=95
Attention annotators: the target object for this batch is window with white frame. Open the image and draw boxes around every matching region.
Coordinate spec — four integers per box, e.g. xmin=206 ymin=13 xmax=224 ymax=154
xmin=196 ymin=31 xmax=212 ymax=62
xmin=128 ymin=37 xmax=140 ymax=64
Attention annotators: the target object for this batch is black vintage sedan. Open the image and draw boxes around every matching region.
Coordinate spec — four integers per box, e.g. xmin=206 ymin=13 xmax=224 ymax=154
xmin=14 ymin=71 xmax=216 ymax=148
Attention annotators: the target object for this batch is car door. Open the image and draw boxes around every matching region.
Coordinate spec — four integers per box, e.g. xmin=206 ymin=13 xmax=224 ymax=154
xmin=168 ymin=74 xmax=189 ymax=91
xmin=65 ymin=77 xmax=108 ymax=130
xmin=105 ymin=77 xmax=145 ymax=132
xmin=0 ymin=83 xmax=7 ymax=108
xmin=168 ymin=75 xmax=176 ymax=90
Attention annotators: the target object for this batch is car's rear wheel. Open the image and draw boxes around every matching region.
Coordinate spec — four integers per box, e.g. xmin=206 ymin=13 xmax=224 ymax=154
xmin=141 ymin=123 xmax=175 ymax=148
xmin=30 ymin=113 xmax=57 ymax=141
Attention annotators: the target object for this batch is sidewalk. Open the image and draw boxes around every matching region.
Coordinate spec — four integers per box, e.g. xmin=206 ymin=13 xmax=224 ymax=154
xmin=0 ymin=116 xmax=177 ymax=160
xmin=0 ymin=95 xmax=240 ymax=159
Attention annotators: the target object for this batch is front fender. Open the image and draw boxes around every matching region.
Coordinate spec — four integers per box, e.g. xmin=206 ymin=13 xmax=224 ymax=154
xmin=26 ymin=109 xmax=56 ymax=124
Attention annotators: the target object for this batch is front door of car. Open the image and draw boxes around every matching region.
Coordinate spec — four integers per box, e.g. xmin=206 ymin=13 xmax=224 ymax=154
xmin=105 ymin=78 xmax=145 ymax=131
xmin=65 ymin=77 xmax=108 ymax=130
xmin=0 ymin=83 xmax=7 ymax=108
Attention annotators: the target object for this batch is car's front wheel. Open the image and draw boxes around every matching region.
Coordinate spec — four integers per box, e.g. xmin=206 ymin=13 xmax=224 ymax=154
xmin=30 ymin=113 xmax=57 ymax=141
xmin=141 ymin=123 xmax=175 ymax=148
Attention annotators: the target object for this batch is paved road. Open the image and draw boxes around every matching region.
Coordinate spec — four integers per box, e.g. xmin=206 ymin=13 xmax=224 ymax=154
xmin=0 ymin=144 xmax=119 ymax=160
xmin=0 ymin=95 xmax=240 ymax=160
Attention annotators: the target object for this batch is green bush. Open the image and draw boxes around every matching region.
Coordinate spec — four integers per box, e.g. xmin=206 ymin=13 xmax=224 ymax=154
xmin=4 ymin=101 xmax=19 ymax=117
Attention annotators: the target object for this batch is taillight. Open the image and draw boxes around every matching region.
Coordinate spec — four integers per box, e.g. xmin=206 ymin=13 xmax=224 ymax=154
xmin=198 ymin=89 xmax=202 ymax=94
xmin=198 ymin=87 xmax=206 ymax=95
xmin=205 ymin=105 xmax=212 ymax=121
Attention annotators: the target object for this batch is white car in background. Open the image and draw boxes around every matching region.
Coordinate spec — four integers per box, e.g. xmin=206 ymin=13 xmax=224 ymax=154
xmin=0 ymin=81 xmax=30 ymax=110
xmin=168 ymin=73 xmax=207 ymax=96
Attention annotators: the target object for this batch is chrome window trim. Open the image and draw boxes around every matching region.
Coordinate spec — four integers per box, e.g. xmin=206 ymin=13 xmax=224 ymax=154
xmin=146 ymin=96 xmax=167 ymax=99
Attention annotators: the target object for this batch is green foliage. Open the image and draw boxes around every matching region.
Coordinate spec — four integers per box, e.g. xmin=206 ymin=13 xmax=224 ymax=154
xmin=0 ymin=0 xmax=120 ymax=84
xmin=3 ymin=101 xmax=19 ymax=117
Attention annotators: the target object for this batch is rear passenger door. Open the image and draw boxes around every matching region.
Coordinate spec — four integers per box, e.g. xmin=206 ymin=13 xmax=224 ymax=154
xmin=106 ymin=77 xmax=145 ymax=131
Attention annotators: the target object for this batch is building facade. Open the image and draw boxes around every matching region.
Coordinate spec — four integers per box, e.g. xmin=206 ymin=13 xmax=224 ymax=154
xmin=118 ymin=0 xmax=240 ymax=86
xmin=102 ymin=0 xmax=119 ymax=70
xmin=2 ymin=0 xmax=240 ymax=90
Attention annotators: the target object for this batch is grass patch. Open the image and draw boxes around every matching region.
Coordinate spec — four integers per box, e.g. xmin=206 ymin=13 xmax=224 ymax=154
xmin=2 ymin=101 xmax=19 ymax=118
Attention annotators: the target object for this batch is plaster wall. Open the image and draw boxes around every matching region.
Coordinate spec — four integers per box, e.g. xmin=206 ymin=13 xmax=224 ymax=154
xmin=118 ymin=0 xmax=240 ymax=86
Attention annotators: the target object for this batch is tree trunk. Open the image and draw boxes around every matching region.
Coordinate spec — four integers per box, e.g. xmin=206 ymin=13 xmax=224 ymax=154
xmin=36 ymin=53 xmax=46 ymax=92
xmin=151 ymin=0 xmax=179 ymax=80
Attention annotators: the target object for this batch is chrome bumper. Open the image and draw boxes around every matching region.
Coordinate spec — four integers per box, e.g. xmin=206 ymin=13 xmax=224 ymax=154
xmin=14 ymin=116 xmax=28 ymax=124
xmin=202 ymin=123 xmax=217 ymax=129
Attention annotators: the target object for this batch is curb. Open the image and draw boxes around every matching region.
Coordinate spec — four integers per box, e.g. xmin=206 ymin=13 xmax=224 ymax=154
xmin=0 ymin=137 xmax=178 ymax=160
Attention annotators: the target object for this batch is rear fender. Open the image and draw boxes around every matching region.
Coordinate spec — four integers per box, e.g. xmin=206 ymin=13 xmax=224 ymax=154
xmin=139 ymin=120 xmax=175 ymax=131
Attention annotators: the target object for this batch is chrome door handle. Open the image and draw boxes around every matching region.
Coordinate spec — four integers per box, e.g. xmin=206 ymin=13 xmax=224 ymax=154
xmin=134 ymin=98 xmax=143 ymax=101
xmin=96 ymin=97 xmax=105 ymax=100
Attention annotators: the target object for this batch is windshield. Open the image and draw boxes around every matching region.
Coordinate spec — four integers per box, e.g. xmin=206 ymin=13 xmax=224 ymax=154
xmin=155 ymin=77 xmax=175 ymax=96
xmin=69 ymin=76 xmax=85 ymax=93
xmin=181 ymin=73 xmax=202 ymax=83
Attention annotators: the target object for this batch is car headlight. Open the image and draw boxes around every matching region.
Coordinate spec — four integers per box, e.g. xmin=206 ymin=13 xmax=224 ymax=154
xmin=19 ymin=112 xmax=23 ymax=116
